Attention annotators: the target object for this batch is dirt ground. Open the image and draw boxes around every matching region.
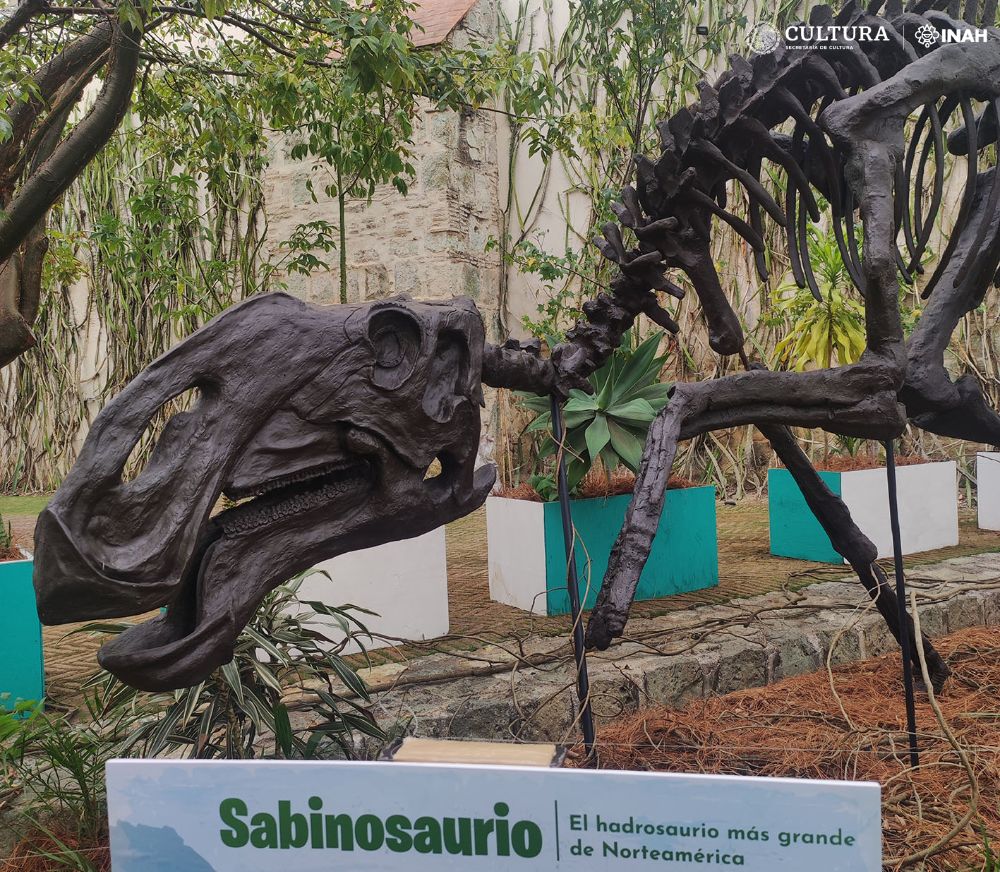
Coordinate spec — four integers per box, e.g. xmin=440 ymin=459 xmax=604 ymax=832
xmin=7 ymin=500 xmax=1000 ymax=708
xmin=588 ymin=625 xmax=1000 ymax=871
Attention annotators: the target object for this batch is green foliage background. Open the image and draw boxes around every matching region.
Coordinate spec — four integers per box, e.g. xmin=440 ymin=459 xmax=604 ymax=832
xmin=0 ymin=0 xmax=531 ymax=491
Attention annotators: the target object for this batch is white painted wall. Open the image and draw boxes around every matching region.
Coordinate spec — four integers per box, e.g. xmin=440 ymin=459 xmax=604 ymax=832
xmin=485 ymin=496 xmax=548 ymax=613
xmin=295 ymin=527 xmax=449 ymax=653
xmin=839 ymin=461 xmax=959 ymax=560
xmin=978 ymin=452 xmax=1000 ymax=530
xmin=494 ymin=0 xmax=773 ymax=340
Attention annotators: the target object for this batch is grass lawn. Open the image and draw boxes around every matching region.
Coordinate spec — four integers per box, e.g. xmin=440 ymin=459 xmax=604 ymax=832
xmin=0 ymin=493 xmax=52 ymax=517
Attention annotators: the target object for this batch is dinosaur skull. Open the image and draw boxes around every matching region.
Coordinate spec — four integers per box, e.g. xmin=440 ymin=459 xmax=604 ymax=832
xmin=33 ymin=292 xmax=494 ymax=691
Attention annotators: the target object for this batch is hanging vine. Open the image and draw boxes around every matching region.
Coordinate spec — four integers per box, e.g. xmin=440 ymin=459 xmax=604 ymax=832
xmin=0 ymin=102 xmax=271 ymax=491
xmin=495 ymin=0 xmax=1000 ymax=497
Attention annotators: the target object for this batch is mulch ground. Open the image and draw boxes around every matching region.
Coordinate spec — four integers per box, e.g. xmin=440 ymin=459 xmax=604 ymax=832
xmin=2 ymin=837 xmax=109 ymax=872
xmin=584 ymin=625 xmax=1000 ymax=871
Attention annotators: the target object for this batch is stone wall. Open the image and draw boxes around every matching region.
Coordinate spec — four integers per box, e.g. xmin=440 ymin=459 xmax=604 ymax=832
xmin=262 ymin=0 xmax=505 ymax=339
xmin=290 ymin=553 xmax=1000 ymax=743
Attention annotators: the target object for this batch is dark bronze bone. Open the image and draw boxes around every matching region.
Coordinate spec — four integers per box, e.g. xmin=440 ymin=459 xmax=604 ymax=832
xmin=34 ymin=293 xmax=494 ymax=690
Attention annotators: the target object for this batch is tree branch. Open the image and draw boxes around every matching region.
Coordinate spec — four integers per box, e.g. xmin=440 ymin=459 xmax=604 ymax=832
xmin=0 ymin=0 xmax=49 ymax=49
xmin=6 ymin=49 xmax=107 ymax=190
xmin=0 ymin=18 xmax=141 ymax=265
xmin=0 ymin=17 xmax=114 ymax=185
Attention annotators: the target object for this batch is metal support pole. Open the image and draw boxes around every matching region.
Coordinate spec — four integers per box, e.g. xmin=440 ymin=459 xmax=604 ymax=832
xmin=550 ymin=395 xmax=596 ymax=762
xmin=883 ymin=438 xmax=920 ymax=769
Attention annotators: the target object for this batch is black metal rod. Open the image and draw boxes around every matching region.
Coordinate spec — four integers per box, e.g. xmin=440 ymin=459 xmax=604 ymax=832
xmin=883 ymin=438 xmax=920 ymax=769
xmin=550 ymin=395 xmax=596 ymax=761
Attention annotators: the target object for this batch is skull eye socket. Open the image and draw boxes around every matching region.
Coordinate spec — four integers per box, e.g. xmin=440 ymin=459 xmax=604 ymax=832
xmin=374 ymin=331 xmax=405 ymax=368
xmin=368 ymin=308 xmax=422 ymax=389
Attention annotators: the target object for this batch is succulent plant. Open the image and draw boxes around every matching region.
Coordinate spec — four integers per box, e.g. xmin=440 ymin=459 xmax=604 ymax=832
xmin=519 ymin=332 xmax=671 ymax=498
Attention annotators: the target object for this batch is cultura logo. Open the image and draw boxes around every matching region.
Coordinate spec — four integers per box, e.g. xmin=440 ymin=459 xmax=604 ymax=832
xmin=914 ymin=23 xmax=940 ymax=48
xmin=745 ymin=20 xmax=892 ymax=53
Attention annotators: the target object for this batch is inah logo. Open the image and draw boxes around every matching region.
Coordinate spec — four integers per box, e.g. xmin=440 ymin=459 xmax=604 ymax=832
xmin=913 ymin=22 xmax=989 ymax=46
xmin=746 ymin=23 xmax=781 ymax=54
xmin=914 ymin=23 xmax=940 ymax=47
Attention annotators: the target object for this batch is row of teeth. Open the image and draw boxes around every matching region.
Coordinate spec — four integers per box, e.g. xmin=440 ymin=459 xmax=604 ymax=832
xmin=228 ymin=461 xmax=352 ymax=501
xmin=221 ymin=469 xmax=369 ymax=535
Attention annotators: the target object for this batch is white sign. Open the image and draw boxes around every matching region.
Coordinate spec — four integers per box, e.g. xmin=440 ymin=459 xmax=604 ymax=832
xmin=106 ymin=759 xmax=881 ymax=871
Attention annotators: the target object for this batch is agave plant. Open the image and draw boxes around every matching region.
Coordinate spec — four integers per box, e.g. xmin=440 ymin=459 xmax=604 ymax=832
xmin=519 ymin=331 xmax=670 ymax=497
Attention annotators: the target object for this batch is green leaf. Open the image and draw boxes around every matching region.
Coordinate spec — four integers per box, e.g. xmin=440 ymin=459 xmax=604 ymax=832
xmin=606 ymin=397 xmax=656 ymax=425
xmin=147 ymin=704 xmax=186 ymax=756
xmin=243 ymin=626 xmax=289 ymax=665
xmin=590 ymin=356 xmax=612 ymax=394
xmin=563 ymin=409 xmax=595 ymax=430
xmin=563 ymin=391 xmax=598 ymax=413
xmin=180 ymin=683 xmax=206 ymax=727
xmin=524 ymin=412 xmax=552 ymax=433
xmin=594 ymin=356 xmax=618 ymax=407
xmin=516 ymin=395 xmax=550 ymax=413
xmin=630 ymin=382 xmax=671 ymax=410
xmin=328 ymin=656 xmax=370 ymax=701
xmin=584 ymin=414 xmax=611 ymax=461
xmin=599 ymin=445 xmax=622 ymax=476
xmin=566 ymin=459 xmax=588 ymax=493
xmin=273 ymin=703 xmax=293 ymax=757
xmin=249 ymin=659 xmax=284 ymax=694
xmin=610 ymin=332 xmax=664 ymax=403
xmin=608 ymin=420 xmax=645 ymax=472
xmin=530 ymin=473 xmax=557 ymax=501
xmin=219 ymin=660 xmax=244 ymax=706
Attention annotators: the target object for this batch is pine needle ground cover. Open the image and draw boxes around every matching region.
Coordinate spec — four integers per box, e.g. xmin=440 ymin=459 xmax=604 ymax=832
xmin=586 ymin=626 xmax=1000 ymax=871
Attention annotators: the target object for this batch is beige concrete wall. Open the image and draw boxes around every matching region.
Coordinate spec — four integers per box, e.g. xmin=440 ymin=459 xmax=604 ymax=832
xmin=497 ymin=0 xmax=585 ymax=340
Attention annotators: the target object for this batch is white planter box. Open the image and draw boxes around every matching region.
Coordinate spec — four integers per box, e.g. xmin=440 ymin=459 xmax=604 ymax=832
xmin=486 ymin=498 xmax=548 ymax=614
xmin=295 ymin=527 xmax=449 ymax=654
xmin=769 ymin=461 xmax=959 ymax=563
xmin=840 ymin=461 xmax=959 ymax=558
xmin=978 ymin=452 xmax=1000 ymax=530
xmin=487 ymin=489 xmax=719 ymax=616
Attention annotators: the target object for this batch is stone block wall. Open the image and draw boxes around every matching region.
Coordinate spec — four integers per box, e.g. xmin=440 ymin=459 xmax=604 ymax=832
xmin=302 ymin=553 xmax=1000 ymax=744
xmin=261 ymin=0 xmax=505 ymax=339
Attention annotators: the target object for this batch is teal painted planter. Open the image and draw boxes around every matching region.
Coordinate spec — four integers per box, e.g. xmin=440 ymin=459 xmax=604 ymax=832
xmin=487 ymin=487 xmax=719 ymax=616
xmin=767 ymin=468 xmax=843 ymax=564
xmin=768 ymin=462 xmax=959 ymax=563
xmin=0 ymin=553 xmax=44 ymax=710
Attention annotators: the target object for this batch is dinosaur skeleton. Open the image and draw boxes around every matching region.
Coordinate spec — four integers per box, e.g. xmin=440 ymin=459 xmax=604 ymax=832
xmin=34 ymin=0 xmax=1000 ymax=692
xmin=485 ymin=0 xmax=1000 ymax=692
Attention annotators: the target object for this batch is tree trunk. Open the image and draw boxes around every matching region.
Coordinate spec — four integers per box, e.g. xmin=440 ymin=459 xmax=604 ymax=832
xmin=0 ymin=256 xmax=36 ymax=367
xmin=0 ymin=19 xmax=140 ymax=370
xmin=0 ymin=223 xmax=48 ymax=368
